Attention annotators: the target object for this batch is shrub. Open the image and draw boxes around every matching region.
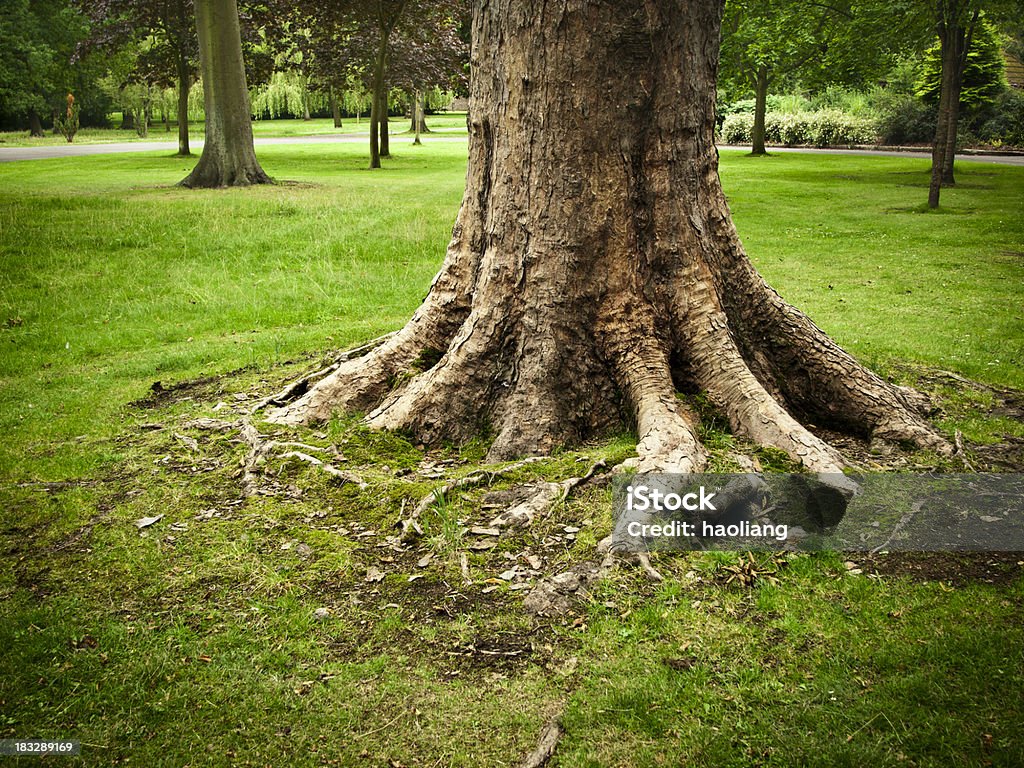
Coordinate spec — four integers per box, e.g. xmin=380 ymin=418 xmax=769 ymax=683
xmin=875 ymin=93 xmax=937 ymax=145
xmin=721 ymin=112 xmax=754 ymax=144
xmin=54 ymin=95 xmax=80 ymax=143
xmin=976 ymin=89 xmax=1024 ymax=148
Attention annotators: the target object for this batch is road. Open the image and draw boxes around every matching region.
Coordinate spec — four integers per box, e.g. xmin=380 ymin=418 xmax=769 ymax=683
xmin=2 ymin=134 xmax=1023 ymax=165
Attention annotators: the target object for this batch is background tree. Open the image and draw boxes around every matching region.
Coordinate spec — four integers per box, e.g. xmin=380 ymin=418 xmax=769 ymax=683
xmin=298 ymin=0 xmax=468 ymax=167
xmin=268 ymin=1 xmax=946 ymax=488
xmin=918 ymin=15 xmax=1008 ymax=112
xmin=80 ymin=0 xmax=197 ymax=155
xmin=180 ymin=0 xmax=270 ymax=187
xmin=719 ymin=0 xmax=855 ymax=154
xmin=926 ymin=0 xmax=983 ymax=207
xmin=385 ymin=4 xmax=468 ymax=141
xmin=0 ymin=0 xmax=101 ymax=135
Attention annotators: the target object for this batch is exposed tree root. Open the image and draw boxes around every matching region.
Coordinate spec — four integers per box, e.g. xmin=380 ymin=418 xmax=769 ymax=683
xmin=412 ymin=457 xmax=551 ymax=519
xmin=517 ymin=711 xmax=564 ymax=768
xmin=185 ymin=417 xmax=365 ymax=496
xmin=250 ymin=333 xmax=394 ymax=415
xmin=279 ymin=451 xmax=367 ymax=488
xmin=404 ymin=459 xmax=609 ymax=545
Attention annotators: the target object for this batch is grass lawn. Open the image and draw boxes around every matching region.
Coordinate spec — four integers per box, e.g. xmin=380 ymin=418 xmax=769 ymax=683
xmin=0 ymin=144 xmax=1022 ymax=767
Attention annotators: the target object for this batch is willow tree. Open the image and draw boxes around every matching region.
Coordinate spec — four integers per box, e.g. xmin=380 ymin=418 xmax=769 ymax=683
xmin=180 ymin=0 xmax=269 ymax=188
xmin=269 ymin=1 xmax=947 ymax=476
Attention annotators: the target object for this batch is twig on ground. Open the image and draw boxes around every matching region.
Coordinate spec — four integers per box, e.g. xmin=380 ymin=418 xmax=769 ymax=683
xmin=870 ymin=500 xmax=925 ymax=554
xmin=517 ymin=712 xmax=564 ymax=768
xmin=279 ymin=451 xmax=367 ymax=488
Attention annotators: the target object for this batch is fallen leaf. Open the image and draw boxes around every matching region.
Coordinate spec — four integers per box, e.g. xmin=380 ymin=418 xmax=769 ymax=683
xmin=134 ymin=514 xmax=164 ymax=530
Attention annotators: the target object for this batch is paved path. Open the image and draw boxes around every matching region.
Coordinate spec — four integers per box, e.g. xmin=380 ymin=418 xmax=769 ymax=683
xmin=0 ymin=133 xmax=466 ymax=162
xmin=2 ymin=134 xmax=1022 ymax=165
xmin=717 ymin=144 xmax=1024 ymax=165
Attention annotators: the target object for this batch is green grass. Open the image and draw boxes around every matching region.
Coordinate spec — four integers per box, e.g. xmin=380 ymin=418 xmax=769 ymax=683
xmin=0 ymin=144 xmax=1022 ymax=767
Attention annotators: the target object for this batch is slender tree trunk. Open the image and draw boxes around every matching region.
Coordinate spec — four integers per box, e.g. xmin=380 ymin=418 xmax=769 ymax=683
xmin=413 ymin=90 xmax=422 ymax=145
xmin=121 ymin=109 xmax=135 ymax=130
xmin=270 ymin=0 xmax=946 ymax=474
xmin=929 ymin=23 xmax=962 ymax=208
xmin=751 ymin=65 xmax=769 ymax=155
xmin=369 ymin=36 xmax=388 ymax=169
xmin=302 ymin=92 xmax=311 ymax=121
xmin=28 ymin=109 xmax=43 ymax=137
xmin=940 ymin=9 xmax=979 ymax=187
xmin=941 ymin=74 xmax=962 ymax=186
xmin=380 ymin=90 xmax=390 ymax=157
xmin=181 ymin=0 xmax=270 ymax=188
xmin=176 ymin=55 xmax=192 ymax=156
xmin=330 ymin=87 xmax=342 ymax=128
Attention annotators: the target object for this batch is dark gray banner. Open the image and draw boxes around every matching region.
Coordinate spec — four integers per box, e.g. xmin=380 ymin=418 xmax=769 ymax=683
xmin=610 ymin=474 xmax=1024 ymax=552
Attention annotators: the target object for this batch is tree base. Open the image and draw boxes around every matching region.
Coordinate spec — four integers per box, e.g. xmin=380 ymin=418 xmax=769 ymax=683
xmin=266 ymin=1 xmax=950 ymax=477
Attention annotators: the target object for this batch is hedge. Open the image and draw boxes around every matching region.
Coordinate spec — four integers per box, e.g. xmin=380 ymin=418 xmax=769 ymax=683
xmin=721 ymin=110 xmax=880 ymax=147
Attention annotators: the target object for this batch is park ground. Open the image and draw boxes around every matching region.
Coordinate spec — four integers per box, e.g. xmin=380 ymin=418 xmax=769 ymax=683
xmin=1 ymin=134 xmax=1023 ymax=766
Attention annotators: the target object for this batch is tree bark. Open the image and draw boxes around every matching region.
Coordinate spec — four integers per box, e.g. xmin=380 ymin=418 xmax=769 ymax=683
xmin=410 ymin=90 xmax=430 ymax=136
xmin=751 ymin=65 xmax=769 ymax=156
xmin=270 ymin=0 xmax=947 ymax=473
xmin=330 ymin=87 xmax=343 ymax=128
xmin=929 ymin=6 xmax=979 ymax=207
xmin=28 ymin=109 xmax=43 ymax=137
xmin=369 ymin=35 xmax=388 ymax=169
xmin=176 ymin=53 xmax=192 ymax=156
xmin=180 ymin=0 xmax=270 ymax=188
xmin=379 ymin=90 xmax=390 ymax=157
xmin=121 ymin=109 xmax=135 ymax=131
xmin=412 ymin=90 xmax=422 ymax=145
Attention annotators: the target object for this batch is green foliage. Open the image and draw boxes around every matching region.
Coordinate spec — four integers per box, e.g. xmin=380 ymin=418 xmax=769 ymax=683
xmin=0 ymin=0 xmax=102 ymax=127
xmin=976 ymin=87 xmax=1024 ymax=146
xmin=916 ymin=18 xmax=1009 ymax=113
xmin=873 ymin=92 xmax=939 ymax=145
xmin=250 ymin=71 xmax=310 ymax=120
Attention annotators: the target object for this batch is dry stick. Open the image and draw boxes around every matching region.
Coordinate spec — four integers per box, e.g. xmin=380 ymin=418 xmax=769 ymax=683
xmin=870 ymin=500 xmax=925 ymax=554
xmin=249 ymin=332 xmax=395 ymax=414
xmin=518 ymin=712 xmax=564 ymax=768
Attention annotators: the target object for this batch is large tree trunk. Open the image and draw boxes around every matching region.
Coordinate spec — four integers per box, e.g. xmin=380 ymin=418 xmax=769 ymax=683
xmin=270 ymin=0 xmax=947 ymax=474
xmin=176 ymin=54 xmax=192 ymax=156
xmin=120 ymin=109 xmax=135 ymax=131
xmin=751 ymin=65 xmax=769 ymax=156
xmin=180 ymin=0 xmax=270 ymax=188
